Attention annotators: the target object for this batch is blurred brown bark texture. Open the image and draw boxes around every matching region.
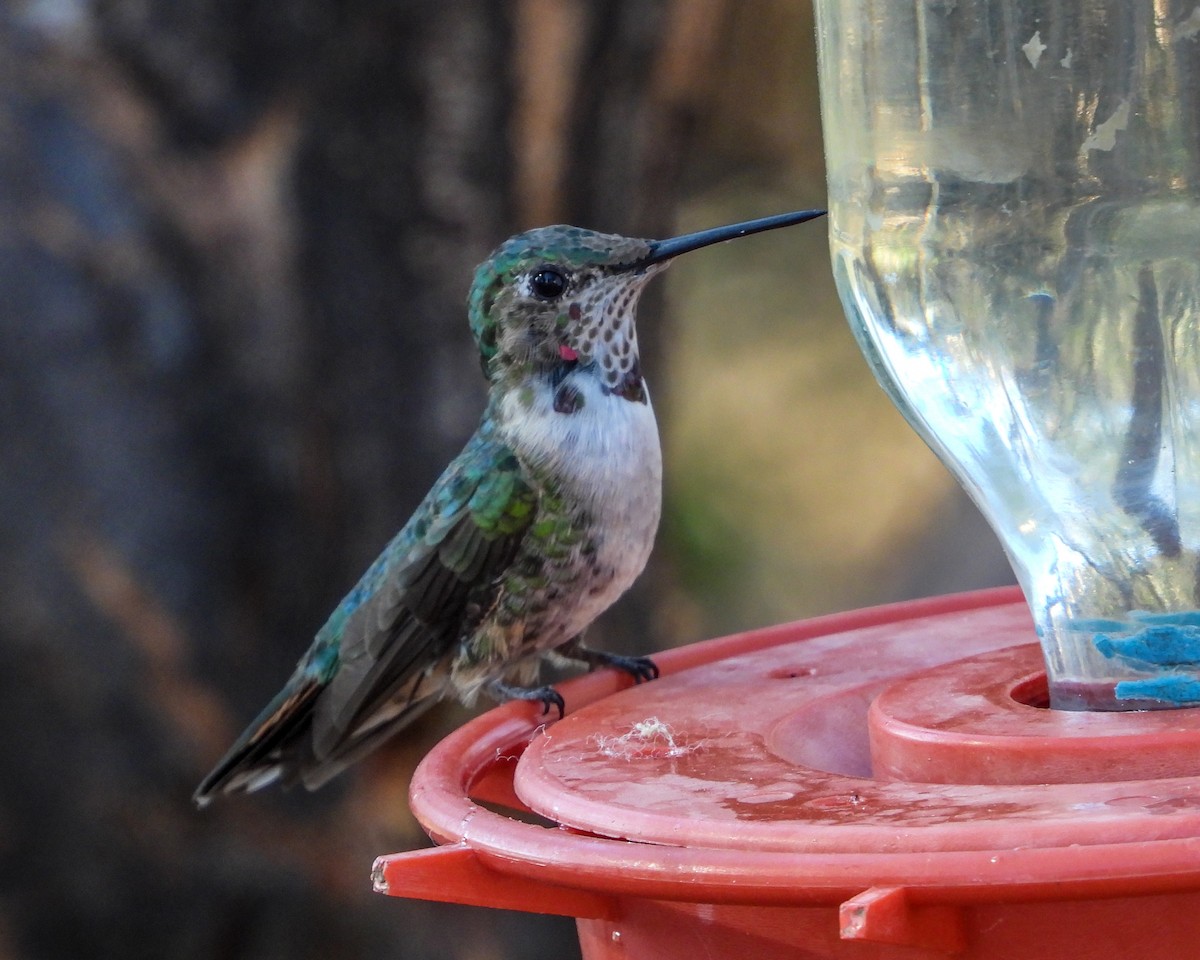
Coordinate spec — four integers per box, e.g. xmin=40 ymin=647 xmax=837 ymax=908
xmin=0 ymin=1 xmax=725 ymax=957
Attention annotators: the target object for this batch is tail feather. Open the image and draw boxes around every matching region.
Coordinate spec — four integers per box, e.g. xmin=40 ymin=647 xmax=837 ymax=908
xmin=192 ymin=679 xmax=321 ymax=807
xmin=194 ymin=668 xmax=450 ymax=805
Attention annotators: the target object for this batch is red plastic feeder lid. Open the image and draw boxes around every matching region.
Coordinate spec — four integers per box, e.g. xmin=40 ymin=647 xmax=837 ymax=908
xmin=517 ymin=601 xmax=1200 ymax=855
xmin=385 ymin=587 xmax=1200 ymax=910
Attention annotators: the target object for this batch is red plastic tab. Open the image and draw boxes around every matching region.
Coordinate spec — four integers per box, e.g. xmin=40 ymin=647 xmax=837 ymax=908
xmin=372 ymin=845 xmax=616 ymax=919
xmin=840 ymin=886 xmax=965 ymax=953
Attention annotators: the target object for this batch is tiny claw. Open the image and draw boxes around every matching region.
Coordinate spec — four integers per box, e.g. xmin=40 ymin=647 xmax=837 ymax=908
xmin=558 ymin=639 xmax=661 ymax=685
xmin=488 ymin=679 xmax=566 ymax=720
xmin=540 ymin=688 xmax=566 ymax=720
xmin=609 ymin=654 xmax=660 ymax=684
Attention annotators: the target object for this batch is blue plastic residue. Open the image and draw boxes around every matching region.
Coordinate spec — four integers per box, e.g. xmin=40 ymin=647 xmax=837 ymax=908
xmin=1093 ymin=623 xmax=1200 ymax=667
xmin=1114 ymin=674 xmax=1200 ymax=705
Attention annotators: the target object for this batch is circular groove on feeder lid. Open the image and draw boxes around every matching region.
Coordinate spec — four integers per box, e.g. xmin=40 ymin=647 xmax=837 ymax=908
xmin=513 ymin=600 xmax=1200 ymax=856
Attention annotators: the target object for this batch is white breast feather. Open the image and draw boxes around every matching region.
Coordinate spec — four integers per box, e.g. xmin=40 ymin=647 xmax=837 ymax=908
xmin=499 ymin=373 xmax=662 ymax=630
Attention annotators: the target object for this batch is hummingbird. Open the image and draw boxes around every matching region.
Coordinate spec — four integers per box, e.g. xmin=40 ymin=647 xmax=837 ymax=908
xmin=194 ymin=208 xmax=825 ymax=805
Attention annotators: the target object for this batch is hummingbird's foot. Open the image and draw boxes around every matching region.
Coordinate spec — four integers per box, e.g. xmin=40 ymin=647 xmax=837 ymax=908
xmin=487 ymin=679 xmax=566 ymax=719
xmin=557 ymin=637 xmax=660 ymax=684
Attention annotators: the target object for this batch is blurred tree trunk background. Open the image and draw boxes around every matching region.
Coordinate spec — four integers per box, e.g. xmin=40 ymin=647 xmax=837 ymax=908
xmin=0 ymin=1 xmax=1011 ymax=959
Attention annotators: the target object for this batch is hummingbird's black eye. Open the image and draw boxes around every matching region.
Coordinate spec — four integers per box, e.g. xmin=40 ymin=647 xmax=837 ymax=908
xmin=530 ymin=268 xmax=568 ymax=300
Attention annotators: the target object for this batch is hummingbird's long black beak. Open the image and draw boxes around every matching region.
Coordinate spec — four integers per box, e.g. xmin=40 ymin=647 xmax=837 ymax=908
xmin=632 ymin=208 xmax=826 ymax=269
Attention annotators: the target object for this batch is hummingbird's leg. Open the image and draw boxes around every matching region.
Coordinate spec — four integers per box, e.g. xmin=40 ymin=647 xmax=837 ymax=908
xmin=556 ymin=635 xmax=660 ymax=684
xmin=486 ymin=679 xmax=566 ymax=719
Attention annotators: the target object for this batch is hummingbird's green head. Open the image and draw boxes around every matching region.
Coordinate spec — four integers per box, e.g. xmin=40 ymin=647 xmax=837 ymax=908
xmin=467 ymin=225 xmax=659 ymax=393
xmin=467 ymin=210 xmax=826 ymax=395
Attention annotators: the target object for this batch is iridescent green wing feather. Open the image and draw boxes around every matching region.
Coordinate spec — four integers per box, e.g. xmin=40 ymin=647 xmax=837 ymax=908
xmin=193 ymin=417 xmax=537 ymax=801
xmin=309 ymin=425 xmax=537 ymax=753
